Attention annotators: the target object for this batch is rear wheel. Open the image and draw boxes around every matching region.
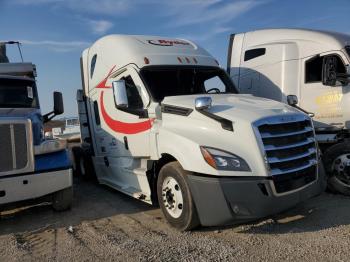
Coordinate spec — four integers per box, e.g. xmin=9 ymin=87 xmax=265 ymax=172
xmin=157 ymin=162 xmax=199 ymax=231
xmin=72 ymin=147 xmax=96 ymax=181
xmin=323 ymin=142 xmax=350 ymax=195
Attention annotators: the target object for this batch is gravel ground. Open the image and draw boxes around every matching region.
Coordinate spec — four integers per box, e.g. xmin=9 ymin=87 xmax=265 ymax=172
xmin=1 ymin=177 xmax=350 ymax=262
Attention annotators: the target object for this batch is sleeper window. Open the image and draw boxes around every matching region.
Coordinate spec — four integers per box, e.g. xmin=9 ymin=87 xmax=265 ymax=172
xmin=90 ymin=54 xmax=97 ymax=78
xmin=244 ymin=48 xmax=266 ymax=61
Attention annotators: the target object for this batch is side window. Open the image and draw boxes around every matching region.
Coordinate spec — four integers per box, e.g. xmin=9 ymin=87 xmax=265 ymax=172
xmin=244 ymin=48 xmax=266 ymax=61
xmin=122 ymin=75 xmax=143 ymax=110
xmin=93 ymin=100 xmax=100 ymax=125
xmin=305 ymin=56 xmax=323 ymax=83
xmin=90 ymin=54 xmax=97 ymax=78
xmin=345 ymin=46 xmax=350 ymax=57
xmin=305 ymin=55 xmax=346 ymax=84
xmin=204 ymin=76 xmax=226 ymax=93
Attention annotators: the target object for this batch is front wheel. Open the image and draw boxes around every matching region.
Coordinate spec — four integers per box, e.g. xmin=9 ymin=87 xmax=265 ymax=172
xmin=52 ymin=187 xmax=73 ymax=211
xmin=323 ymin=142 xmax=350 ymax=195
xmin=157 ymin=162 xmax=199 ymax=231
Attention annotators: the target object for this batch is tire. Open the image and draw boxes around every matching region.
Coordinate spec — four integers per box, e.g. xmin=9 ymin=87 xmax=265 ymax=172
xmin=72 ymin=147 xmax=84 ymax=176
xmin=72 ymin=147 xmax=96 ymax=181
xmin=323 ymin=142 xmax=350 ymax=196
xmin=157 ymin=162 xmax=199 ymax=231
xmin=52 ymin=187 xmax=73 ymax=211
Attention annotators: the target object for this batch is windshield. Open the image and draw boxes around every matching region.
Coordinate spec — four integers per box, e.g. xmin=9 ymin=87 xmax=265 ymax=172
xmin=0 ymin=78 xmax=39 ymax=108
xmin=140 ymin=66 xmax=237 ymax=102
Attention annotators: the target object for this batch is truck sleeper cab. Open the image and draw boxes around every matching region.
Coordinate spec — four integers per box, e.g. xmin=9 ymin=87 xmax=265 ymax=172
xmin=76 ymin=35 xmax=324 ymax=230
xmin=0 ymin=43 xmax=73 ymax=211
xmin=227 ymin=29 xmax=350 ymax=195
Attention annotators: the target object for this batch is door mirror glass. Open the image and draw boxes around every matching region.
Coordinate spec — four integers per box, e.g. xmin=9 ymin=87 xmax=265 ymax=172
xmin=287 ymin=95 xmax=298 ymax=106
xmin=53 ymin=91 xmax=64 ymax=115
xmin=112 ymin=80 xmax=128 ymax=108
xmin=322 ymin=56 xmax=338 ymax=86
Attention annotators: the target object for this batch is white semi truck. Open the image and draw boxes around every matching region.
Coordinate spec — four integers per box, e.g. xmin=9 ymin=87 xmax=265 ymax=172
xmin=227 ymin=28 xmax=350 ymax=195
xmin=0 ymin=42 xmax=73 ymax=211
xmin=75 ymin=35 xmax=325 ymax=230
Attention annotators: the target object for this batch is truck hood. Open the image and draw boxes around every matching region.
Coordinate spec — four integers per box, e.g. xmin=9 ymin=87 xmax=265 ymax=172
xmin=162 ymin=94 xmax=302 ymax=123
xmin=0 ymin=108 xmax=43 ymax=145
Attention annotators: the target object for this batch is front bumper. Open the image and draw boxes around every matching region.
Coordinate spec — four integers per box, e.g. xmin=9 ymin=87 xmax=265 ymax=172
xmin=0 ymin=168 xmax=72 ymax=205
xmin=187 ymin=165 xmax=326 ymax=226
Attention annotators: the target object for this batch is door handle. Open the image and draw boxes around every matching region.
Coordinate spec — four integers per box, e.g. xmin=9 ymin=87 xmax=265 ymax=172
xmin=104 ymin=156 xmax=109 ymax=167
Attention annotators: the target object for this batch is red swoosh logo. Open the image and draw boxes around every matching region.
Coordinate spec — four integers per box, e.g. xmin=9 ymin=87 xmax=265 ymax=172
xmin=100 ymin=91 xmax=153 ymax=134
xmin=96 ymin=65 xmax=116 ymax=89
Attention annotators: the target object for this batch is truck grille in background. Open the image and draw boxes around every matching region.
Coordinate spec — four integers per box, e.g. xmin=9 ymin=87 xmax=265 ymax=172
xmin=255 ymin=116 xmax=317 ymax=194
xmin=0 ymin=123 xmax=29 ymax=174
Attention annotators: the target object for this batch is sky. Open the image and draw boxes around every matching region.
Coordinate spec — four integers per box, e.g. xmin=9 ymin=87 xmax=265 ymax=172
xmin=0 ymin=0 xmax=349 ymax=117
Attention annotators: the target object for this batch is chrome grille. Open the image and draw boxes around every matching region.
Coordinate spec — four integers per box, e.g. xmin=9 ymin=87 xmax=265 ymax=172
xmin=254 ymin=115 xmax=317 ymax=193
xmin=0 ymin=120 xmax=34 ymax=176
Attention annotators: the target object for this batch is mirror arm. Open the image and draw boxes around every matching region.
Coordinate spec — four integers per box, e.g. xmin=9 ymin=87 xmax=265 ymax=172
xmin=291 ymin=105 xmax=315 ymax=118
xmin=336 ymin=72 xmax=350 ymax=84
xmin=43 ymin=111 xmax=56 ymax=123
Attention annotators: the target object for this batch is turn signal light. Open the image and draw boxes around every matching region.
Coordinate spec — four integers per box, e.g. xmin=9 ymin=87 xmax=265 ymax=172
xmin=200 ymin=147 xmax=217 ymax=169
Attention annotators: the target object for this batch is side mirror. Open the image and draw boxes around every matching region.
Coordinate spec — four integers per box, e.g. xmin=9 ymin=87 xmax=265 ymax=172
xmin=43 ymin=91 xmax=64 ymax=123
xmin=112 ymin=80 xmax=128 ymax=108
xmin=195 ymin=97 xmax=212 ymax=110
xmin=322 ymin=56 xmax=338 ymax=86
xmin=287 ymin=95 xmax=298 ymax=106
xmin=53 ymin=91 xmax=64 ymax=115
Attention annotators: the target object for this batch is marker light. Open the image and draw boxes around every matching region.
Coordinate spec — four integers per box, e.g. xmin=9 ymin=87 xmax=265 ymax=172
xmin=144 ymin=57 xmax=150 ymax=64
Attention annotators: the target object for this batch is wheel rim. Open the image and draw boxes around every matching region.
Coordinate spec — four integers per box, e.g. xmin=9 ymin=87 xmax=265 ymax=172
xmin=331 ymin=153 xmax=350 ymax=186
xmin=162 ymin=176 xmax=183 ymax=218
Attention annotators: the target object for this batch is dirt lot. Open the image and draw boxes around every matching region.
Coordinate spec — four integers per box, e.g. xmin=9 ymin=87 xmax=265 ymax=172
xmin=1 ymin=177 xmax=350 ymax=262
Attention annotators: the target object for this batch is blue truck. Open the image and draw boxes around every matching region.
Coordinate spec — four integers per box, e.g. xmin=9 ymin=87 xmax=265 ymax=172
xmin=0 ymin=42 xmax=72 ymax=211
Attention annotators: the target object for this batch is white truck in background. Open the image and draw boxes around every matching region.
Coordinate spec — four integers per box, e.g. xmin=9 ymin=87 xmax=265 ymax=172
xmin=227 ymin=29 xmax=350 ymax=195
xmin=74 ymin=35 xmax=324 ymax=230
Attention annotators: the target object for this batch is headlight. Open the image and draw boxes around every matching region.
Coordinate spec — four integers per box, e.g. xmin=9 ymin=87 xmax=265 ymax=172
xmin=34 ymin=139 xmax=67 ymax=155
xmin=200 ymin=146 xmax=251 ymax=171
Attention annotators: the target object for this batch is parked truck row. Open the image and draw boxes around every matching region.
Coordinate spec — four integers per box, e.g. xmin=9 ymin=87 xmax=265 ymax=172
xmin=1 ymin=28 xmax=349 ymax=231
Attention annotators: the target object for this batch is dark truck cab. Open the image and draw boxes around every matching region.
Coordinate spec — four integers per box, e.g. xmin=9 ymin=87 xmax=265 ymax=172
xmin=0 ymin=42 xmax=72 ymax=210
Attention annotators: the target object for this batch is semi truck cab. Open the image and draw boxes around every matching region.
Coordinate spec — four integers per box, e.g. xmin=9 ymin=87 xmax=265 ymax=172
xmin=76 ymin=35 xmax=325 ymax=230
xmin=227 ymin=29 xmax=350 ymax=195
xmin=0 ymin=42 xmax=73 ymax=211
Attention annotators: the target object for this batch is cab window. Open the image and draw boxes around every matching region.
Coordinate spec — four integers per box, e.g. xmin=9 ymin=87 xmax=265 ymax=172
xmin=305 ymin=54 xmax=346 ymax=84
xmin=204 ymin=76 xmax=226 ymax=93
xmin=121 ymin=75 xmax=143 ymax=110
xmin=305 ymin=56 xmax=323 ymax=83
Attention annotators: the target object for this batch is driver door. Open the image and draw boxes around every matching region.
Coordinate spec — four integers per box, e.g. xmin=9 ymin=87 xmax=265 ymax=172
xmin=300 ymin=51 xmax=350 ymax=130
xmin=92 ymin=66 xmax=152 ymax=196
